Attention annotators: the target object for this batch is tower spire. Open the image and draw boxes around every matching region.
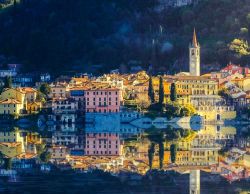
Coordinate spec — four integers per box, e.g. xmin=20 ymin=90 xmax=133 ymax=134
xmin=193 ymin=28 xmax=198 ymax=47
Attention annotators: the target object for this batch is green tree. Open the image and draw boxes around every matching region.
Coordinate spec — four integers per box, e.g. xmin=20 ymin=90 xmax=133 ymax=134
xmin=218 ymin=88 xmax=232 ymax=103
xmin=0 ymin=152 xmax=4 ymax=165
xmin=159 ymin=76 xmax=164 ymax=105
xmin=4 ymin=158 xmax=12 ymax=170
xmin=39 ymin=83 xmax=51 ymax=98
xmin=165 ymin=102 xmax=181 ymax=119
xmin=40 ymin=151 xmax=51 ymax=163
xmin=170 ymin=144 xmax=177 ymax=164
xmin=4 ymin=76 xmax=12 ymax=89
xmin=148 ymin=143 xmax=155 ymax=170
xmin=148 ymin=76 xmax=155 ymax=103
xmin=159 ymin=141 xmax=164 ymax=169
xmin=170 ymin=83 xmax=177 ymax=102
xmin=180 ymin=104 xmax=196 ymax=117
xmin=36 ymin=144 xmax=46 ymax=155
xmin=36 ymin=91 xmax=46 ymax=103
xmin=229 ymin=39 xmax=250 ymax=57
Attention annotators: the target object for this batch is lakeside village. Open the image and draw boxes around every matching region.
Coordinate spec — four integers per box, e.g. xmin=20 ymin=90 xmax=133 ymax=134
xmin=0 ymin=31 xmax=248 ymax=184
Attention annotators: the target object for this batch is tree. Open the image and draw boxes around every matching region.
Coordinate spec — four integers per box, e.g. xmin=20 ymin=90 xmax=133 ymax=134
xmin=159 ymin=76 xmax=164 ymax=105
xmin=4 ymin=76 xmax=12 ymax=89
xmin=40 ymin=151 xmax=51 ymax=163
xmin=218 ymin=88 xmax=232 ymax=103
xmin=229 ymin=39 xmax=250 ymax=58
xmin=159 ymin=142 xmax=164 ymax=169
xmin=136 ymin=97 xmax=150 ymax=111
xmin=180 ymin=104 xmax=196 ymax=117
xmin=4 ymin=158 xmax=12 ymax=170
xmin=170 ymin=144 xmax=177 ymax=164
xmin=165 ymin=102 xmax=181 ymax=119
xmin=36 ymin=144 xmax=46 ymax=155
xmin=170 ymin=83 xmax=177 ymax=102
xmin=0 ymin=152 xmax=4 ymax=165
xmin=148 ymin=143 xmax=155 ymax=170
xmin=148 ymin=76 xmax=155 ymax=103
xmin=39 ymin=83 xmax=51 ymax=98
xmin=36 ymin=91 xmax=46 ymax=103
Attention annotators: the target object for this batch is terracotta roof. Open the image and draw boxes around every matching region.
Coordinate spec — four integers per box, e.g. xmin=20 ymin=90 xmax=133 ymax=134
xmin=2 ymin=88 xmax=26 ymax=94
xmin=0 ymin=98 xmax=22 ymax=104
xmin=0 ymin=142 xmax=21 ymax=147
xmin=17 ymin=87 xmax=37 ymax=93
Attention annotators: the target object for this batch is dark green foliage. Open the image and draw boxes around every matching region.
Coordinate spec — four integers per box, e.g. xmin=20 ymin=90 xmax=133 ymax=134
xmin=159 ymin=77 xmax=164 ymax=105
xmin=0 ymin=0 xmax=248 ymax=74
xmin=170 ymin=144 xmax=177 ymax=164
xmin=159 ymin=142 xmax=164 ymax=169
xmin=4 ymin=158 xmax=12 ymax=170
xmin=40 ymin=151 xmax=51 ymax=163
xmin=170 ymin=83 xmax=177 ymax=102
xmin=165 ymin=102 xmax=181 ymax=119
xmin=39 ymin=83 xmax=51 ymax=97
xmin=148 ymin=76 xmax=155 ymax=103
xmin=4 ymin=76 xmax=12 ymax=89
xmin=36 ymin=144 xmax=45 ymax=155
xmin=148 ymin=143 xmax=155 ymax=169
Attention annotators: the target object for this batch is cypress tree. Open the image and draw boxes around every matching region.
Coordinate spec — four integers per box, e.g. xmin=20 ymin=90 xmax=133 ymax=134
xmin=159 ymin=76 xmax=164 ymax=105
xmin=159 ymin=141 xmax=164 ymax=169
xmin=170 ymin=82 xmax=177 ymax=102
xmin=4 ymin=76 xmax=12 ymax=89
xmin=148 ymin=143 xmax=155 ymax=170
xmin=170 ymin=144 xmax=177 ymax=163
xmin=148 ymin=76 xmax=155 ymax=103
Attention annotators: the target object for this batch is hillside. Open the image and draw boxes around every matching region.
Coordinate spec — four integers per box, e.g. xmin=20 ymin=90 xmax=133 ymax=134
xmin=0 ymin=0 xmax=249 ymax=74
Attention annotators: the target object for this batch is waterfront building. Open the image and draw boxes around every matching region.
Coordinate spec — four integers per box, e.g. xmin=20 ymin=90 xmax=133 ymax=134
xmin=85 ymin=132 xmax=122 ymax=156
xmin=0 ymin=142 xmax=22 ymax=158
xmin=85 ymin=88 xmax=120 ymax=113
xmin=49 ymin=83 xmax=70 ymax=99
xmin=0 ymin=88 xmax=26 ymax=113
xmin=52 ymin=131 xmax=78 ymax=146
xmin=48 ymin=145 xmax=69 ymax=162
xmin=69 ymin=87 xmax=121 ymax=113
xmin=0 ymin=98 xmax=23 ymax=115
xmin=0 ymin=130 xmax=25 ymax=152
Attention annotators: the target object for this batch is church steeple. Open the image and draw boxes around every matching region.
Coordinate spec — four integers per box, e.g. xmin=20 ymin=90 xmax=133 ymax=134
xmin=192 ymin=28 xmax=198 ymax=48
xmin=189 ymin=28 xmax=200 ymax=76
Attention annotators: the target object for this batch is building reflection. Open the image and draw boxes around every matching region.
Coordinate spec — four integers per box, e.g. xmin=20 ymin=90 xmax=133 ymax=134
xmin=0 ymin=113 xmax=249 ymax=187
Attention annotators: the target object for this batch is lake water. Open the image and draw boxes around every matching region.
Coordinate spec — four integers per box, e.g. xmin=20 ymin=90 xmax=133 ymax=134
xmin=0 ymin=113 xmax=249 ymax=194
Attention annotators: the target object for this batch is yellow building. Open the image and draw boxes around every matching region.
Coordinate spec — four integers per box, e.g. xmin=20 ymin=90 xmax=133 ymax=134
xmin=0 ymin=142 xmax=22 ymax=158
xmin=0 ymin=88 xmax=26 ymax=105
xmin=0 ymin=88 xmax=27 ymax=114
xmin=231 ymin=77 xmax=250 ymax=92
xmin=152 ymin=76 xmax=218 ymax=105
xmin=27 ymin=101 xmax=42 ymax=114
xmin=162 ymin=76 xmax=235 ymax=121
xmin=0 ymin=98 xmax=23 ymax=115
xmin=164 ymin=150 xmax=190 ymax=166
xmin=0 ymin=130 xmax=25 ymax=152
xmin=18 ymin=87 xmax=38 ymax=102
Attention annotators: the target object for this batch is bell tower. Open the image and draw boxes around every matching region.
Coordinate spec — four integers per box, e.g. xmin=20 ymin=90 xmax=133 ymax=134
xmin=189 ymin=29 xmax=200 ymax=76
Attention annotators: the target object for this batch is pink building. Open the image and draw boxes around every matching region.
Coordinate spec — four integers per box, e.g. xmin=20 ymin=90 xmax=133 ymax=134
xmin=85 ymin=88 xmax=120 ymax=113
xmin=85 ymin=133 xmax=122 ymax=156
xmin=221 ymin=63 xmax=250 ymax=76
xmin=70 ymin=88 xmax=121 ymax=113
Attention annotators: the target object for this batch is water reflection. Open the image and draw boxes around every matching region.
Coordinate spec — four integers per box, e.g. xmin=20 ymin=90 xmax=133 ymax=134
xmin=0 ymin=113 xmax=249 ymax=193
